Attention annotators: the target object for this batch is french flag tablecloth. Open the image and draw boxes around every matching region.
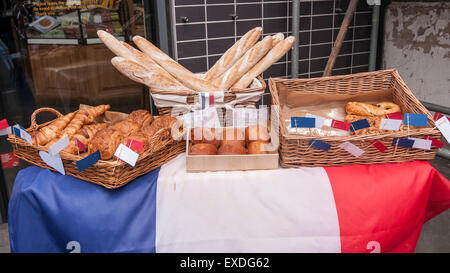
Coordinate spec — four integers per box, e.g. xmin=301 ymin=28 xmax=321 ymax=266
xmin=8 ymin=153 xmax=450 ymax=253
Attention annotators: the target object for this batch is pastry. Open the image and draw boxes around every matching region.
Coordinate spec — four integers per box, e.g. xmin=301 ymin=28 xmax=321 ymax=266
xmin=141 ymin=115 xmax=179 ymax=140
xmin=111 ymin=57 xmax=190 ymax=92
xmin=63 ymin=123 xmax=107 ymax=154
xmin=345 ymin=101 xmax=401 ymax=117
xmin=88 ymin=128 xmax=124 ymax=160
xmin=218 ymin=143 xmax=247 ymax=155
xmin=121 ymin=132 xmax=148 ymax=153
xmin=127 ymin=109 xmax=154 ymax=127
xmin=46 ymin=110 xmax=90 ymax=147
xmin=204 ymin=27 xmax=262 ymax=81
xmin=84 ymin=105 xmax=110 ymax=123
xmin=110 ymin=119 xmax=140 ymax=137
xmin=232 ymin=36 xmax=296 ymax=89
xmin=190 ymin=127 xmax=221 ymax=148
xmin=190 ymin=143 xmax=218 ymax=155
xmin=247 ymin=141 xmax=271 ymax=154
xmin=344 ymin=114 xmax=404 ymax=135
xmin=133 ymin=35 xmax=221 ymax=92
xmin=33 ymin=112 xmax=75 ymax=146
xmin=212 ymin=36 xmax=273 ymax=90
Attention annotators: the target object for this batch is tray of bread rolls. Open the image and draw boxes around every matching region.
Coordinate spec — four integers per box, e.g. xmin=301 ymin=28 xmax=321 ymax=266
xmin=186 ymin=125 xmax=278 ymax=172
xmin=269 ymin=69 xmax=443 ymax=167
xmin=97 ymin=27 xmax=295 ymax=117
xmin=7 ymin=105 xmax=185 ymax=189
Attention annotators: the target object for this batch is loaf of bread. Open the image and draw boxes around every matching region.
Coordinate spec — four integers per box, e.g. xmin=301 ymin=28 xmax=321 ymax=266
xmin=218 ymin=143 xmax=247 ymax=155
xmin=212 ymin=36 xmax=273 ymax=90
xmin=133 ymin=36 xmax=221 ymax=92
xmin=190 ymin=143 xmax=218 ymax=155
xmin=204 ymin=27 xmax=262 ymax=81
xmin=232 ymin=36 xmax=296 ymax=89
xmin=271 ymin=33 xmax=285 ymax=47
xmin=111 ymin=57 xmax=189 ymax=92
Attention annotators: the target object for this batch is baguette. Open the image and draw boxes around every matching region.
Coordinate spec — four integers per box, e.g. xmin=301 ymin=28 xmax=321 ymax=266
xmin=111 ymin=57 xmax=190 ymax=92
xmin=271 ymin=33 xmax=285 ymax=47
xmin=204 ymin=27 xmax=262 ymax=81
xmin=232 ymin=36 xmax=296 ymax=89
xmin=97 ymin=30 xmax=189 ymax=91
xmin=133 ymin=35 xmax=221 ymax=92
xmin=212 ymin=36 xmax=273 ymax=90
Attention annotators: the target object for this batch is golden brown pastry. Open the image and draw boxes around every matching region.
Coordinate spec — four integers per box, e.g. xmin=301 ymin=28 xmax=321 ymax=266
xmin=247 ymin=141 xmax=271 ymax=154
xmin=62 ymin=123 xmax=108 ymax=155
xmin=218 ymin=143 xmax=247 ymax=155
xmin=245 ymin=125 xmax=271 ymax=144
xmin=84 ymin=105 xmax=110 ymax=123
xmin=344 ymin=114 xmax=405 ymax=135
xmin=127 ymin=109 xmax=154 ymax=127
xmin=141 ymin=115 xmax=179 ymax=140
xmin=190 ymin=127 xmax=221 ymax=148
xmin=190 ymin=143 xmax=218 ymax=155
xmin=33 ymin=112 xmax=75 ymax=146
xmin=121 ymin=132 xmax=148 ymax=153
xmin=220 ymin=127 xmax=246 ymax=147
xmin=110 ymin=119 xmax=140 ymax=137
xmin=88 ymin=128 xmax=124 ymax=160
xmin=45 ymin=110 xmax=90 ymax=148
xmin=345 ymin=102 xmax=401 ymax=117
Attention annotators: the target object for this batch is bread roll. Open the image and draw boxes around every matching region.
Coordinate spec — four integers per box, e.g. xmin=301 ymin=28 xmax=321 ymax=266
xmin=245 ymin=124 xmax=271 ymax=144
xmin=218 ymin=143 xmax=247 ymax=155
xmin=204 ymin=27 xmax=262 ymax=81
xmin=247 ymin=141 xmax=272 ymax=154
xmin=221 ymin=127 xmax=245 ymax=147
xmin=212 ymin=36 xmax=273 ymax=90
xmin=133 ymin=36 xmax=221 ymax=92
xmin=232 ymin=36 xmax=296 ymax=89
xmin=190 ymin=127 xmax=221 ymax=148
xmin=271 ymin=33 xmax=285 ymax=47
xmin=190 ymin=143 xmax=218 ymax=155
xmin=111 ymin=57 xmax=189 ymax=92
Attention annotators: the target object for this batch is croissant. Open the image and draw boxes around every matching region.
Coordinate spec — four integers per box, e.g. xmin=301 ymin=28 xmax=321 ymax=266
xmin=111 ymin=119 xmax=140 ymax=137
xmin=84 ymin=105 xmax=110 ymax=123
xmin=63 ymin=123 xmax=108 ymax=154
xmin=46 ymin=110 xmax=89 ymax=148
xmin=127 ymin=110 xmax=154 ymax=127
xmin=88 ymin=128 xmax=124 ymax=160
xmin=33 ymin=112 xmax=75 ymax=146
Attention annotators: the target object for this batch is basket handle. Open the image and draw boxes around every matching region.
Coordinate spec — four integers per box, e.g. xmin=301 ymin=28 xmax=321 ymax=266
xmin=30 ymin=107 xmax=63 ymax=130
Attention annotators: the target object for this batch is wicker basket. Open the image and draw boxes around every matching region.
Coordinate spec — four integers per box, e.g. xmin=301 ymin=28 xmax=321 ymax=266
xmin=269 ymin=69 xmax=442 ymax=167
xmin=150 ymin=76 xmax=267 ymax=117
xmin=7 ymin=107 xmax=185 ymax=189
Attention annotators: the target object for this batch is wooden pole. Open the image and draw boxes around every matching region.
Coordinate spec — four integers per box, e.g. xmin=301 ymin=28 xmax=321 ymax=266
xmin=323 ymin=0 xmax=359 ymax=77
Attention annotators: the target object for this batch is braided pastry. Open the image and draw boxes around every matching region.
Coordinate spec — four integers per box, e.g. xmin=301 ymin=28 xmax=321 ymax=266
xmin=344 ymin=114 xmax=405 ymax=135
xmin=345 ymin=102 xmax=400 ymax=117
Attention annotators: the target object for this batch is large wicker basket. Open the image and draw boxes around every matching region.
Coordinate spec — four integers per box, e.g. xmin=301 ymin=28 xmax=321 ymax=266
xmin=7 ymin=107 xmax=185 ymax=189
xmin=150 ymin=76 xmax=267 ymax=117
xmin=269 ymin=69 xmax=442 ymax=167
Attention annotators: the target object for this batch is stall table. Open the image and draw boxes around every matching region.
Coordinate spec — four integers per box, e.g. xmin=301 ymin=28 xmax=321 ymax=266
xmin=7 ymin=154 xmax=450 ymax=253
